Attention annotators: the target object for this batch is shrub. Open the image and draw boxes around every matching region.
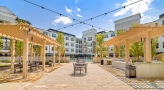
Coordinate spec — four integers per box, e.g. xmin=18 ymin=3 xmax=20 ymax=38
xmin=0 ymin=60 xmax=10 ymax=63
xmin=161 ymin=58 xmax=164 ymax=62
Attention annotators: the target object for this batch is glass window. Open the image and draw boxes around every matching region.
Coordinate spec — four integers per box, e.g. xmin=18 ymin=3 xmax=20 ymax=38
xmin=111 ymin=32 xmax=115 ymax=37
xmin=52 ymin=47 xmax=53 ymax=51
xmin=46 ymin=46 xmax=47 ymax=50
xmin=66 ymin=43 xmax=69 ymax=46
xmin=105 ymin=34 xmax=108 ymax=38
xmin=84 ymin=38 xmax=86 ymax=42
xmin=43 ymin=32 xmax=48 ymax=35
xmin=52 ymin=34 xmax=56 ymax=38
xmin=71 ymin=43 xmax=74 ymax=46
xmin=163 ymin=42 xmax=164 ymax=48
xmin=71 ymin=38 xmax=74 ymax=41
xmin=71 ymin=49 xmax=74 ymax=52
xmin=66 ymin=48 xmax=69 ymax=52
xmin=66 ymin=37 xmax=69 ymax=40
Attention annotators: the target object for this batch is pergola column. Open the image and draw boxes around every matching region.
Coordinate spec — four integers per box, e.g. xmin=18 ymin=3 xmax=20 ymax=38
xmin=108 ymin=46 xmax=110 ymax=58
xmin=40 ymin=46 xmax=43 ymax=61
xmin=58 ymin=47 xmax=61 ymax=65
xmin=10 ymin=39 xmax=15 ymax=73
xmin=146 ymin=31 xmax=152 ymax=63
xmin=42 ymin=40 xmax=46 ymax=71
xmin=53 ymin=45 xmax=56 ymax=67
xmin=125 ymin=40 xmax=130 ymax=63
xmin=30 ymin=43 xmax=33 ymax=63
xmin=113 ymin=45 xmax=116 ymax=60
xmin=144 ymin=41 xmax=146 ymax=62
xmin=22 ymin=31 xmax=29 ymax=79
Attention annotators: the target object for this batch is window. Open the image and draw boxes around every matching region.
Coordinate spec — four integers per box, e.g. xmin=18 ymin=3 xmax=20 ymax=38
xmin=66 ymin=43 xmax=69 ymax=46
xmin=43 ymin=32 xmax=48 ymax=35
xmin=66 ymin=48 xmax=69 ymax=52
xmin=162 ymin=20 xmax=164 ymax=26
xmin=71 ymin=38 xmax=74 ymax=41
xmin=52 ymin=34 xmax=56 ymax=38
xmin=52 ymin=47 xmax=53 ymax=51
xmin=88 ymin=37 xmax=92 ymax=41
xmin=163 ymin=42 xmax=164 ymax=48
xmin=71 ymin=49 xmax=74 ymax=52
xmin=71 ymin=43 xmax=74 ymax=46
xmin=111 ymin=32 xmax=115 ymax=37
xmin=105 ymin=34 xmax=108 ymax=38
xmin=91 ymin=43 xmax=92 ymax=46
xmin=66 ymin=37 xmax=69 ymax=40
xmin=156 ymin=43 xmax=159 ymax=48
xmin=84 ymin=38 xmax=86 ymax=42
xmin=46 ymin=46 xmax=47 ymax=50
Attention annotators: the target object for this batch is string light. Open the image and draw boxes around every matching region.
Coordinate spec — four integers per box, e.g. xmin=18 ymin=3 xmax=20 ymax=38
xmin=23 ymin=0 xmax=143 ymax=30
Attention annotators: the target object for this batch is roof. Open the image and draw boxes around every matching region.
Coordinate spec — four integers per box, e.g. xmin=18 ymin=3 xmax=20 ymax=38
xmin=48 ymin=28 xmax=76 ymax=37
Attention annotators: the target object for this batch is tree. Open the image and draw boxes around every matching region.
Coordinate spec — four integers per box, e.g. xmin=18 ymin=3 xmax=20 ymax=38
xmin=33 ymin=45 xmax=41 ymax=61
xmin=15 ymin=40 xmax=23 ymax=63
xmin=151 ymin=38 xmax=158 ymax=58
xmin=56 ymin=32 xmax=65 ymax=64
xmin=16 ymin=18 xmax=32 ymax=25
xmin=130 ymin=42 xmax=144 ymax=61
xmin=0 ymin=37 xmax=3 ymax=50
xmin=96 ymin=34 xmax=105 ymax=59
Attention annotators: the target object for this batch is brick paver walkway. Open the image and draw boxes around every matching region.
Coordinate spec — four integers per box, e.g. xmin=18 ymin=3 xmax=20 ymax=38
xmin=23 ymin=63 xmax=134 ymax=90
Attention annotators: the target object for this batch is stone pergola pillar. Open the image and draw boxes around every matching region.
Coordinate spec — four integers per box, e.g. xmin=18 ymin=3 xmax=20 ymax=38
xmin=125 ymin=40 xmax=130 ymax=63
xmin=22 ymin=31 xmax=29 ymax=79
xmin=30 ymin=43 xmax=33 ymax=63
xmin=53 ymin=45 xmax=56 ymax=67
xmin=42 ymin=40 xmax=46 ymax=71
xmin=113 ymin=45 xmax=116 ymax=60
xmin=10 ymin=39 xmax=15 ymax=73
xmin=146 ymin=31 xmax=152 ymax=63
xmin=58 ymin=47 xmax=61 ymax=65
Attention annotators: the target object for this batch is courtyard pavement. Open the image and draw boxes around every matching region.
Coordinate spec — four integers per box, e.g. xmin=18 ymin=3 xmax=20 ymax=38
xmin=22 ymin=63 xmax=134 ymax=90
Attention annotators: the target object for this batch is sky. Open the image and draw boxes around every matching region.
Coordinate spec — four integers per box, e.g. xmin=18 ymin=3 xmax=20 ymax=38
xmin=0 ymin=0 xmax=164 ymax=38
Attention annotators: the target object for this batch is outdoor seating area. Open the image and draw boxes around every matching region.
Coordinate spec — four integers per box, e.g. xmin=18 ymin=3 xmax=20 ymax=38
xmin=73 ymin=59 xmax=88 ymax=75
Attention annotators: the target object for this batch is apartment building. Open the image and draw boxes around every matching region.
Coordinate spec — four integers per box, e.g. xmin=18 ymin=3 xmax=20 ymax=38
xmin=39 ymin=28 xmax=79 ymax=56
xmin=144 ymin=13 xmax=164 ymax=53
xmin=82 ymin=29 xmax=115 ymax=57
xmin=114 ymin=13 xmax=141 ymax=33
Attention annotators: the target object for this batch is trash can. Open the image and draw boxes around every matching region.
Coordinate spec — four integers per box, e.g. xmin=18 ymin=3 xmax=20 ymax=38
xmin=125 ymin=65 xmax=136 ymax=78
xmin=101 ymin=60 xmax=104 ymax=65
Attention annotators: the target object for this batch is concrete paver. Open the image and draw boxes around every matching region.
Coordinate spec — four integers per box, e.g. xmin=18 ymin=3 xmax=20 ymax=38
xmin=24 ymin=63 xmax=134 ymax=90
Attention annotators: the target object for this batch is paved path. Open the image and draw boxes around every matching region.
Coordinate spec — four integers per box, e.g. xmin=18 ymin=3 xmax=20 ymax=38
xmin=24 ymin=63 xmax=134 ymax=90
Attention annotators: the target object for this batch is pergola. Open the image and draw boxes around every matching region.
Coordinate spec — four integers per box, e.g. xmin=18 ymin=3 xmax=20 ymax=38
xmin=103 ymin=25 xmax=164 ymax=63
xmin=0 ymin=23 xmax=61 ymax=79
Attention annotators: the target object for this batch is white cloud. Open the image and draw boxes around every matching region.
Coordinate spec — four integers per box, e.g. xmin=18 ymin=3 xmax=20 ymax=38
xmin=109 ymin=20 xmax=113 ymax=22
xmin=75 ymin=0 xmax=78 ymax=3
xmin=115 ymin=3 xmax=121 ymax=8
xmin=65 ymin=6 xmax=72 ymax=14
xmin=141 ymin=15 xmax=157 ymax=24
xmin=52 ymin=16 xmax=72 ymax=25
xmin=77 ymin=14 xmax=83 ymax=17
xmin=76 ymin=7 xmax=81 ymax=11
xmin=114 ymin=0 xmax=153 ymax=17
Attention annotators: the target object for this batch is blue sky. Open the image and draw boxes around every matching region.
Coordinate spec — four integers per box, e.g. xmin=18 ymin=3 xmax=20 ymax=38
xmin=0 ymin=0 xmax=164 ymax=38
